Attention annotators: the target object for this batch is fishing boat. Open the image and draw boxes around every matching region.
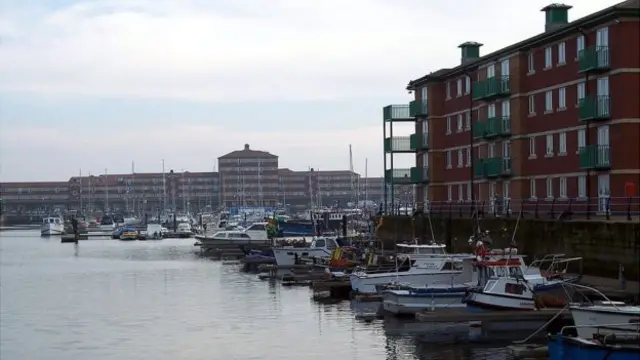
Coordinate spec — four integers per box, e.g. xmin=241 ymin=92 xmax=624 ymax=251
xmin=271 ymin=236 xmax=344 ymax=267
xmin=548 ymin=334 xmax=640 ymax=360
xmin=197 ymin=222 xmax=270 ymax=250
xmin=349 ymin=244 xmax=473 ymax=294
xmin=570 ymin=300 xmax=640 ymax=338
xmin=41 ymin=215 xmax=65 ymax=236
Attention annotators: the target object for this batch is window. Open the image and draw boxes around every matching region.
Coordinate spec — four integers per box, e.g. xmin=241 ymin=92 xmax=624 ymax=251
xmin=528 ymin=95 xmax=535 ymax=114
xmin=558 ymin=42 xmax=566 ymax=64
xmin=577 ymin=82 xmax=585 ymax=103
xmin=446 ymin=150 xmax=452 ymax=168
xmin=447 ymin=185 xmax=452 ymax=201
xmin=446 ymin=82 xmax=451 ymax=99
xmin=559 ymin=132 xmax=567 ymax=154
xmin=457 ymin=79 xmax=462 ymax=96
xmin=446 ymin=117 xmax=451 ymax=134
xmin=545 ymin=91 xmax=553 ymax=112
xmin=466 ymin=146 xmax=472 ymax=167
xmin=457 ymin=114 xmax=463 ymax=132
xmin=465 ymin=111 xmax=471 ymax=130
xmin=458 ymin=184 xmax=464 ymax=201
xmin=577 ymin=129 xmax=586 ymax=151
xmin=527 ymin=53 xmax=535 ymax=73
xmin=576 ymin=35 xmax=585 ymax=58
xmin=529 ymin=136 xmax=536 ymax=157
xmin=544 ymin=47 xmax=552 ymax=68
xmin=546 ymin=134 xmax=554 ymax=155
xmin=465 ymin=76 xmax=471 ymax=94
xmin=559 ymin=177 xmax=567 ymax=198
xmin=467 ymin=182 xmax=472 ymax=201
xmin=457 ymin=149 xmax=464 ymax=168
xmin=558 ymin=87 xmax=566 ymax=109
xmin=487 ymin=103 xmax=496 ymax=118
xmin=530 ymin=179 xmax=537 ymax=199
xmin=546 ymin=178 xmax=554 ymax=199
xmin=578 ymin=175 xmax=587 ymax=198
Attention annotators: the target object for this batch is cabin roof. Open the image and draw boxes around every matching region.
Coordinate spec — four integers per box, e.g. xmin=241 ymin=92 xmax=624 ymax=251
xmin=397 ymin=244 xmax=445 ymax=248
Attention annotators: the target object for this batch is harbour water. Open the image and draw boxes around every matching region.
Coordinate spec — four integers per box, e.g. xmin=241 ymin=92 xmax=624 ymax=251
xmin=1 ymin=230 xmax=518 ymax=360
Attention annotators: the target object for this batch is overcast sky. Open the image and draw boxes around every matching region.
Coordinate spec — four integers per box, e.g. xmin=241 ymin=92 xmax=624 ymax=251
xmin=0 ymin=0 xmax=620 ymax=181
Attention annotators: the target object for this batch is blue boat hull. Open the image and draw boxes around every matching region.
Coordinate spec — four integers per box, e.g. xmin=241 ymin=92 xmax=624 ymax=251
xmin=548 ymin=336 xmax=640 ymax=360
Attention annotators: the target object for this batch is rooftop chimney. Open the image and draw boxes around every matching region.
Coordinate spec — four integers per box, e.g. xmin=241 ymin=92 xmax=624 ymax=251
xmin=244 ymin=144 xmax=250 ymax=150
xmin=541 ymin=3 xmax=573 ymax=32
xmin=458 ymin=42 xmax=483 ymax=65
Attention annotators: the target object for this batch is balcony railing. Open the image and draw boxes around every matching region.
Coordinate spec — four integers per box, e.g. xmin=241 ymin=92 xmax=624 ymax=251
xmin=409 ymin=100 xmax=428 ymax=117
xmin=484 ymin=116 xmax=511 ymax=137
xmin=579 ymin=145 xmax=611 ymax=169
xmin=384 ymin=136 xmax=412 ymax=153
xmin=473 ymin=121 xmax=485 ymax=139
xmin=385 ymin=168 xmax=413 ymax=184
xmin=475 ymin=157 xmax=512 ymax=177
xmin=410 ymin=166 xmax=429 ymax=183
xmin=578 ymin=46 xmax=610 ymax=73
xmin=409 ymin=133 xmax=429 ymax=150
xmin=472 ymin=76 xmax=511 ymax=100
xmin=383 ymin=104 xmax=411 ymax=121
xmin=578 ymin=95 xmax=611 ymax=121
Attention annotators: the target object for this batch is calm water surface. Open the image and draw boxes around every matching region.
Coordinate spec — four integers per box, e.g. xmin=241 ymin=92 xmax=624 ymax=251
xmin=0 ymin=230 xmax=516 ymax=360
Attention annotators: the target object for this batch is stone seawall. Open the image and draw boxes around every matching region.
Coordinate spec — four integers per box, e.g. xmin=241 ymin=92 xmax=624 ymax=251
xmin=376 ymin=216 xmax=640 ymax=281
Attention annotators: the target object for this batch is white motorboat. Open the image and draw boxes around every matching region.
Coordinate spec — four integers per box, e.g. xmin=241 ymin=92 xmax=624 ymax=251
xmin=41 ymin=215 xmax=65 ymax=236
xmin=175 ymin=222 xmax=194 ymax=238
xmin=349 ymin=244 xmax=473 ymax=294
xmin=380 ymin=258 xmax=478 ymax=315
xmin=271 ymin=237 xmax=340 ymax=267
xmin=98 ymin=215 xmax=116 ymax=231
xmin=571 ymin=301 xmax=640 ymax=338
xmin=197 ymin=222 xmax=270 ymax=250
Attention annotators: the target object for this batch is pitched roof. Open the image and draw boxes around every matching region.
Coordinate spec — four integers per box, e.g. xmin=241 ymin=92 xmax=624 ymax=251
xmin=407 ymin=0 xmax=639 ymax=89
xmin=218 ymin=144 xmax=277 ymax=159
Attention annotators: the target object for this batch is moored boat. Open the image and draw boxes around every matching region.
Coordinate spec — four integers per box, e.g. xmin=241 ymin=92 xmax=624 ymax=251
xmin=41 ymin=215 xmax=65 ymax=236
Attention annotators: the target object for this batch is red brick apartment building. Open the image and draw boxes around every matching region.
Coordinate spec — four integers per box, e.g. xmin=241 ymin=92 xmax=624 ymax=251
xmin=383 ymin=1 xmax=639 ymax=215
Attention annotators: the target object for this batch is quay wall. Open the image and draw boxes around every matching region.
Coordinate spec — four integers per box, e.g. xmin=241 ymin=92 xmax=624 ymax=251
xmin=376 ymin=216 xmax=640 ymax=281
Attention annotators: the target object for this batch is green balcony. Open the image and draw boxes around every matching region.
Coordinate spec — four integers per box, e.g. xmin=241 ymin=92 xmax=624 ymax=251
xmin=579 ymin=145 xmax=611 ymax=169
xmin=484 ymin=116 xmax=511 ymax=137
xmin=410 ymin=166 xmax=429 ymax=183
xmin=409 ymin=100 xmax=428 ymax=117
xmin=473 ymin=160 xmax=486 ymax=178
xmin=480 ymin=157 xmax=512 ymax=177
xmin=385 ymin=168 xmax=413 ymax=184
xmin=473 ymin=121 xmax=486 ymax=139
xmin=472 ymin=76 xmax=511 ymax=100
xmin=578 ymin=95 xmax=611 ymax=121
xmin=409 ymin=133 xmax=429 ymax=150
xmin=384 ymin=136 xmax=412 ymax=153
xmin=383 ymin=104 xmax=411 ymax=121
xmin=578 ymin=46 xmax=610 ymax=73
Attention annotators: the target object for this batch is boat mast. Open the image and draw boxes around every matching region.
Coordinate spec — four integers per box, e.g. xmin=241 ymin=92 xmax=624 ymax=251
xmin=364 ymin=158 xmax=368 ymax=206
xmin=316 ymin=168 xmax=322 ymax=208
xmin=79 ymin=168 xmax=83 ymax=211
xmin=162 ymin=159 xmax=166 ymax=212
xmin=131 ymin=161 xmax=136 ymax=215
xmin=104 ymin=168 xmax=109 ymax=212
xmin=88 ymin=172 xmax=92 ymax=212
xmin=257 ymin=158 xmax=262 ymax=208
xmin=182 ymin=170 xmax=186 ymax=212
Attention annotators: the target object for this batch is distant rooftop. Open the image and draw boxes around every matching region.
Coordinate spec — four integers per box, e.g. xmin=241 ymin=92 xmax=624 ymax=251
xmin=218 ymin=144 xmax=277 ymax=159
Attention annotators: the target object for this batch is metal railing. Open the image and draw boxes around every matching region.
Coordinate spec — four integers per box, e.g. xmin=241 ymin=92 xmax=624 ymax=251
xmin=383 ymin=196 xmax=640 ymax=221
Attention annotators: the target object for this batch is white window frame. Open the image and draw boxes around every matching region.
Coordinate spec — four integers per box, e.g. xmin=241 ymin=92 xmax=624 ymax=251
xmin=465 ymin=111 xmax=471 ymax=130
xmin=546 ymin=134 xmax=554 ymax=156
xmin=457 ymin=114 xmax=463 ymax=132
xmin=487 ymin=103 xmax=496 ymax=118
xmin=465 ymin=76 xmax=471 ymax=94
xmin=457 ymin=149 xmax=464 ymax=168
xmin=577 ymin=129 xmax=586 ymax=153
xmin=466 ymin=146 xmax=472 ymax=167
xmin=576 ymin=35 xmax=585 ymax=59
xmin=558 ymin=87 xmax=566 ymax=110
xmin=559 ymin=177 xmax=567 ymax=198
xmin=467 ymin=182 xmax=472 ymax=201
xmin=577 ymin=175 xmax=587 ymax=198
xmin=446 ymin=82 xmax=451 ymax=99
xmin=446 ymin=117 xmax=451 ymax=134
xmin=544 ymin=47 xmax=552 ymax=68
xmin=527 ymin=52 xmax=535 ymax=74
xmin=445 ymin=150 xmax=452 ymax=168
xmin=546 ymin=178 xmax=554 ymax=199
xmin=577 ymin=82 xmax=586 ymax=104
xmin=528 ymin=95 xmax=535 ymax=115
xmin=529 ymin=136 xmax=536 ymax=158
xmin=529 ymin=179 xmax=537 ymax=200
xmin=458 ymin=184 xmax=464 ymax=202
xmin=559 ymin=131 xmax=567 ymax=155
xmin=486 ymin=64 xmax=496 ymax=78
xmin=545 ymin=90 xmax=553 ymax=113
xmin=457 ymin=79 xmax=462 ymax=96
xmin=447 ymin=185 xmax=452 ymax=202
xmin=557 ymin=41 xmax=566 ymax=65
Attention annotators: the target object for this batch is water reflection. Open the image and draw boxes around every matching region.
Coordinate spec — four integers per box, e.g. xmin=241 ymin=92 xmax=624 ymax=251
xmin=1 ymin=230 xmax=519 ymax=360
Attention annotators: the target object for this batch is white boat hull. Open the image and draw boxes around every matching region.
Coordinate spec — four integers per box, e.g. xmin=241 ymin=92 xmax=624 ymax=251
xmin=349 ymin=271 xmax=461 ymax=294
xmin=571 ymin=306 xmax=640 ymax=338
xmin=41 ymin=226 xmax=65 ymax=236
xmin=381 ymin=290 xmax=467 ymax=315
xmin=465 ymin=291 xmax=535 ymax=311
xmin=272 ymin=247 xmax=332 ymax=267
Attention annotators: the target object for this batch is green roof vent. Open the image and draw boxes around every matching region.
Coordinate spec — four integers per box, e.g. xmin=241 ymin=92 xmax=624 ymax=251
xmin=458 ymin=41 xmax=483 ymax=65
xmin=541 ymin=3 xmax=573 ymax=32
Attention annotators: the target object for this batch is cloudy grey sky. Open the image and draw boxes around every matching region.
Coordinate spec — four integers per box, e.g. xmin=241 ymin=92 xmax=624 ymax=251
xmin=0 ymin=0 xmax=619 ymax=181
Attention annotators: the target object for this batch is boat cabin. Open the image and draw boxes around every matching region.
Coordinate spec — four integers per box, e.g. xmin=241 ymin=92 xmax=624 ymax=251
xmin=397 ymin=244 xmax=447 ymax=255
xmin=309 ymin=237 xmax=339 ymax=250
xmin=211 ymin=231 xmax=251 ymax=240
xmin=43 ymin=217 xmax=62 ymax=225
